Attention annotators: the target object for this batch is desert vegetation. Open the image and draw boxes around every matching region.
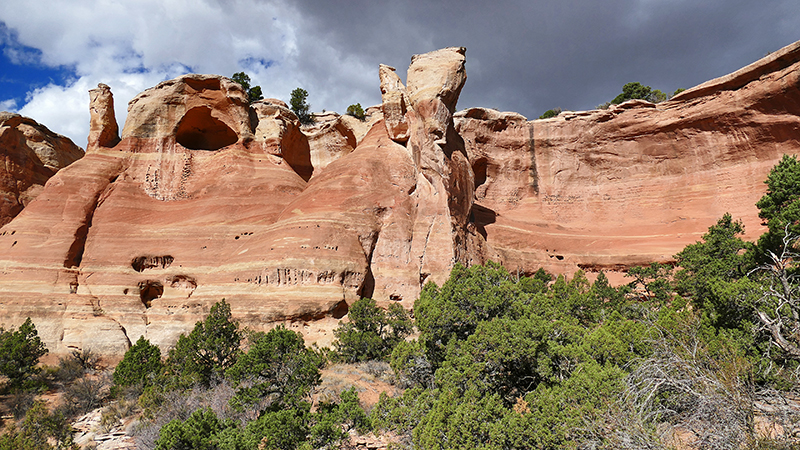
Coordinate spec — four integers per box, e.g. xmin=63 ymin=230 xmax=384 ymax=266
xmin=593 ymin=82 xmax=687 ymax=110
xmin=346 ymin=103 xmax=366 ymax=120
xmin=290 ymin=87 xmax=315 ymax=125
xmin=231 ymin=72 xmax=264 ymax=103
xmin=3 ymin=157 xmax=800 ymax=449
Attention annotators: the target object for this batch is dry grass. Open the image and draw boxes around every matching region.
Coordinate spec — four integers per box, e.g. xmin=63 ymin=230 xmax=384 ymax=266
xmin=316 ymin=361 xmax=400 ymax=411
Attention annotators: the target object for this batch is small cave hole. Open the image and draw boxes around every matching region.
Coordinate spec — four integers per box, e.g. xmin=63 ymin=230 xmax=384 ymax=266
xmin=166 ymin=274 xmax=198 ymax=290
xmin=138 ymin=280 xmax=164 ymax=308
xmin=175 ymin=106 xmax=238 ymax=150
xmin=131 ymin=255 xmax=174 ymax=272
xmin=331 ymin=300 xmax=349 ymax=319
xmin=472 ymin=158 xmax=488 ymax=187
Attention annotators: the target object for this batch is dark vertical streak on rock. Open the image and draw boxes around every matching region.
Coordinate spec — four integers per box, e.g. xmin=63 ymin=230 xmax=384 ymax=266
xmin=528 ymin=122 xmax=539 ymax=195
xmin=63 ymin=174 xmax=119 ymax=269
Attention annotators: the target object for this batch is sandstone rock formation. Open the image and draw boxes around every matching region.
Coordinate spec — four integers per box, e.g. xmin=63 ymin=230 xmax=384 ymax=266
xmin=0 ymin=112 xmax=83 ymax=226
xmin=305 ymin=113 xmax=358 ymax=172
xmin=0 ymin=48 xmax=481 ymax=355
xmin=1 ymin=41 xmax=800 ymax=356
xmin=88 ymin=83 xmax=120 ymax=149
xmin=456 ymin=40 xmax=800 ymax=281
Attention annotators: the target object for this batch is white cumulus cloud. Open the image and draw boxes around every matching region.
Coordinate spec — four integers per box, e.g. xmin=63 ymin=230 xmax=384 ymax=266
xmin=0 ymin=0 xmax=381 ymax=147
xmin=1 ymin=0 xmax=799 ymax=148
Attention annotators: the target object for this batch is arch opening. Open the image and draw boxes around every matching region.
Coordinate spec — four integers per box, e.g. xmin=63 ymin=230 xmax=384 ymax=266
xmin=472 ymin=157 xmax=488 ymax=187
xmin=175 ymin=106 xmax=238 ymax=150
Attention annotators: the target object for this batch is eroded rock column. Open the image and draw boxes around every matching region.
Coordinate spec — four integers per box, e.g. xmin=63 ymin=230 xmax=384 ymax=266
xmin=88 ymin=83 xmax=120 ymax=150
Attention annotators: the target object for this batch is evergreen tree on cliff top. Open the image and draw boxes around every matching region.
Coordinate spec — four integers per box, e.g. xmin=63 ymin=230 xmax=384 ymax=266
xmin=231 ymin=72 xmax=263 ymax=103
xmin=290 ymin=87 xmax=314 ymax=125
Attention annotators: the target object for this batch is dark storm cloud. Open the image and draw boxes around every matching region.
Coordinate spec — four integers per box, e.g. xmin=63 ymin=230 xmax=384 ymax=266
xmin=0 ymin=0 xmax=797 ymax=145
xmin=290 ymin=0 xmax=800 ymax=118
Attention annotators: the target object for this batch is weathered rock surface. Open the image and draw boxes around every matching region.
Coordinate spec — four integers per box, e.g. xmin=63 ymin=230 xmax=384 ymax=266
xmin=0 ymin=48 xmax=480 ymax=355
xmin=88 ymin=83 xmax=120 ymax=149
xmin=456 ymin=40 xmax=800 ymax=281
xmin=305 ymin=112 xmax=358 ymax=172
xmin=0 ymin=112 xmax=83 ymax=227
xmin=2 ymin=41 xmax=800 ymax=356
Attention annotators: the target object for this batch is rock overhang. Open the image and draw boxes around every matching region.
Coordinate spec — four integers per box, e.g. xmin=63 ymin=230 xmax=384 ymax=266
xmin=120 ymin=74 xmax=253 ymax=148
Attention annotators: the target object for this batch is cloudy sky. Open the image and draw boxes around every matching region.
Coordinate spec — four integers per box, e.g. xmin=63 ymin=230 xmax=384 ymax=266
xmin=1 ymin=0 xmax=798 ymax=148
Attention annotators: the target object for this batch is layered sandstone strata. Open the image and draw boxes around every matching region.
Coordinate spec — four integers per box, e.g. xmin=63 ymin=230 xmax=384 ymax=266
xmin=0 ymin=49 xmax=480 ymax=354
xmin=1 ymin=41 xmax=800 ymax=356
xmin=0 ymin=112 xmax=83 ymax=226
xmin=456 ymin=40 xmax=800 ymax=281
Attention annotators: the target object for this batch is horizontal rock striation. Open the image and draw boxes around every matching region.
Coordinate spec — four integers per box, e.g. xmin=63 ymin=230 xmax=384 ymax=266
xmin=457 ymin=40 xmax=800 ymax=280
xmin=0 ymin=112 xmax=84 ymax=226
xmin=1 ymin=41 xmax=800 ymax=356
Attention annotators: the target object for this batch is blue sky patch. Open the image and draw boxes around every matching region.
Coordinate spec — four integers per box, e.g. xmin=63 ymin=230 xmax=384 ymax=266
xmin=0 ymin=23 xmax=76 ymax=112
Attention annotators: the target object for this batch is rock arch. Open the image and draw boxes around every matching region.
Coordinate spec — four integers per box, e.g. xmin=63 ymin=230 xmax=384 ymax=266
xmin=175 ymin=106 xmax=238 ymax=150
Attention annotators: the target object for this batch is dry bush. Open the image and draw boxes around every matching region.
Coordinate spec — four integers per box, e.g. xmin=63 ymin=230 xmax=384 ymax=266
xmin=71 ymin=348 xmax=101 ymax=371
xmin=56 ymin=355 xmax=84 ymax=383
xmin=357 ymin=360 xmax=393 ymax=383
xmin=99 ymin=398 xmax=138 ymax=433
xmin=61 ymin=374 xmax=111 ymax=417
xmin=131 ymin=378 xmax=245 ymax=450
xmin=589 ymin=321 xmax=756 ymax=450
xmin=9 ymin=389 xmax=37 ymax=420
xmin=751 ymin=387 xmax=800 ymax=447
xmin=56 ymin=348 xmax=101 ymax=384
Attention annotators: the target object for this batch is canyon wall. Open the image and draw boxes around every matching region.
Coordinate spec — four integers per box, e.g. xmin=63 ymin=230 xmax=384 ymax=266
xmin=459 ymin=41 xmax=800 ymax=280
xmin=1 ymin=41 xmax=799 ymax=355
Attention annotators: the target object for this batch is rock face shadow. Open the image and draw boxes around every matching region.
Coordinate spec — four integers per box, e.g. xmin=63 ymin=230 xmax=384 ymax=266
xmin=176 ymin=106 xmax=238 ymax=150
xmin=2 ymin=41 xmax=800 ymax=356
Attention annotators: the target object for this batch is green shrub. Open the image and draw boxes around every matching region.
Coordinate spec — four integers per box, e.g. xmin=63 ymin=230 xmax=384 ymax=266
xmin=337 ymin=387 xmax=371 ymax=433
xmin=0 ymin=401 xmax=75 ymax=450
xmin=231 ymin=72 xmax=263 ymax=103
xmin=414 ymin=262 xmax=525 ymax=365
xmin=372 ymin=264 xmax=656 ymax=449
xmin=611 ymin=82 xmax=653 ymax=104
xmin=155 ymin=407 xmax=231 ymax=450
xmin=333 ymin=298 xmax=411 ymax=363
xmin=389 ymin=340 xmax=433 ymax=388
xmin=113 ymin=336 xmax=163 ymax=388
xmin=538 ymin=108 xmax=561 ymax=119
xmin=290 ymin=88 xmax=314 ymax=125
xmin=227 ymin=325 xmax=322 ymax=411
xmin=346 ymin=103 xmax=366 ymax=120
xmin=0 ymin=318 xmax=48 ymax=390
xmin=371 ymin=387 xmax=437 ymax=436
xmin=756 ymin=154 xmax=800 ymax=255
xmin=167 ymin=299 xmax=242 ymax=387
xmin=518 ymin=268 xmax=553 ymax=294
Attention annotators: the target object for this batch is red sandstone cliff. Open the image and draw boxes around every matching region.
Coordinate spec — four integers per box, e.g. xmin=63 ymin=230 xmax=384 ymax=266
xmin=457 ymin=40 xmax=800 ymax=281
xmin=1 ymin=42 xmax=799 ymax=356
xmin=0 ymin=112 xmax=83 ymax=226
